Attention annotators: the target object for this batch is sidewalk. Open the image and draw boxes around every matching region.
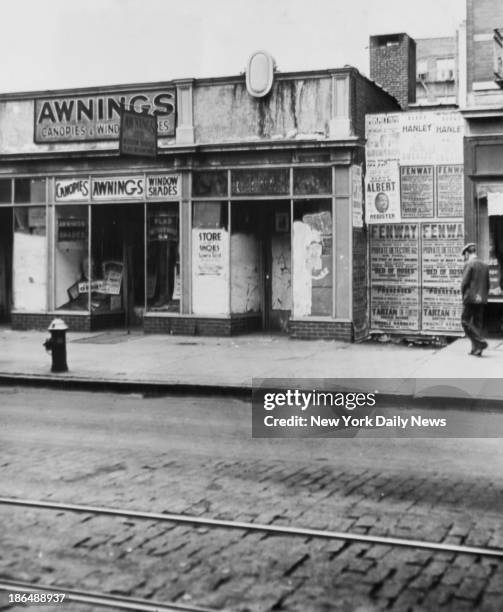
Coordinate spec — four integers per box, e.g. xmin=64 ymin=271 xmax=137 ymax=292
xmin=2 ymin=327 xmax=503 ymax=403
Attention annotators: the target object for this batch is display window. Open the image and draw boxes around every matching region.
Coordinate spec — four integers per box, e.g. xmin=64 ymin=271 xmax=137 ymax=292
xmin=147 ymin=203 xmax=180 ymax=312
xmin=292 ymin=199 xmax=333 ymax=317
xmin=55 ymin=205 xmax=89 ymax=311
xmin=14 ymin=178 xmax=46 ymax=204
xmin=477 ymin=185 xmax=503 ymax=297
xmin=192 ymin=202 xmax=229 ymax=315
xmin=13 ymin=205 xmax=47 ymax=311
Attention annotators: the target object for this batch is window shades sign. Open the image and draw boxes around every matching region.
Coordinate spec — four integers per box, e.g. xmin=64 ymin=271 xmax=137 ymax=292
xmin=55 ymin=174 xmax=180 ymax=202
xmin=35 ymin=90 xmax=175 ymax=143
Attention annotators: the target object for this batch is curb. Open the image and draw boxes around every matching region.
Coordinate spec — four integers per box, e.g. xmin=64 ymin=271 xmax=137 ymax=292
xmin=2 ymin=373 xmax=503 ymax=413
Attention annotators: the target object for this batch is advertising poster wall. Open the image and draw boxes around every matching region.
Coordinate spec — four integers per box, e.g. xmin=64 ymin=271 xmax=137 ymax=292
xmin=421 ymin=222 xmax=464 ymax=332
xmin=369 ymin=224 xmax=420 ymax=330
xmin=365 ymin=111 xmax=464 ymax=334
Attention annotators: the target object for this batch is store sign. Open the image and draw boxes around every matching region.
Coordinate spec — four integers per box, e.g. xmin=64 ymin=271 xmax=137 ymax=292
xmin=55 ymin=174 xmax=181 ymax=202
xmin=34 ymin=90 xmax=175 ymax=143
xmin=57 ymin=218 xmax=87 ymax=242
xmin=120 ymin=109 xmax=157 ymax=158
xmin=91 ymin=176 xmax=145 ymax=201
xmin=55 ymin=178 xmax=90 ymax=202
xmin=194 ymin=230 xmax=227 ymax=276
xmin=146 ymin=174 xmax=180 ymax=199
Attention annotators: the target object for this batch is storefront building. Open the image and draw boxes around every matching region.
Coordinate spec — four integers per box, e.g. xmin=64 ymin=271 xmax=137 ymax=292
xmin=0 ymin=62 xmax=399 ymax=340
xmin=458 ymin=0 xmax=503 ymax=333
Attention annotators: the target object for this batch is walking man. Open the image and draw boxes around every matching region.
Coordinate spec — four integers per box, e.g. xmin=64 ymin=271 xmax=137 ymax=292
xmin=461 ymin=243 xmax=490 ymax=356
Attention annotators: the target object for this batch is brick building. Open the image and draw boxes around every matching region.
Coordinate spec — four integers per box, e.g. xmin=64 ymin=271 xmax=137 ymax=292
xmin=0 ymin=59 xmax=399 ymax=341
xmin=461 ymin=0 xmax=503 ymax=332
xmin=415 ymin=37 xmax=457 ymax=106
xmin=369 ymin=33 xmax=416 ymax=109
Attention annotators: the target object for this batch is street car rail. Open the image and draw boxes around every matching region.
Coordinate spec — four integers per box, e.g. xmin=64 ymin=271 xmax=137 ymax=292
xmin=0 ymin=579 xmax=218 ymax=612
xmin=0 ymin=496 xmax=502 ymax=558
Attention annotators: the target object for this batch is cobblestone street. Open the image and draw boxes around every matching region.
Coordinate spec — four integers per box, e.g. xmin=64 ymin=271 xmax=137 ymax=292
xmin=0 ymin=387 xmax=502 ymax=611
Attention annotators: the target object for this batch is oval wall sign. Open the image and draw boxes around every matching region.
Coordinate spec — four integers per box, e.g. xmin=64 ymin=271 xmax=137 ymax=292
xmin=246 ymin=51 xmax=275 ymax=98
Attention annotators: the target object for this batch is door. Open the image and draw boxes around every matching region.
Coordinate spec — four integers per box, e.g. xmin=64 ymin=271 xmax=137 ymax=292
xmin=260 ymin=202 xmax=291 ymax=332
xmin=0 ymin=208 xmax=13 ymax=322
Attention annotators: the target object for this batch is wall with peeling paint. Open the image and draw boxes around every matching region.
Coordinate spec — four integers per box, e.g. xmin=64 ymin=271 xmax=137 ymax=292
xmin=193 ymin=78 xmax=332 ymax=143
xmin=230 ymin=233 xmax=260 ymax=313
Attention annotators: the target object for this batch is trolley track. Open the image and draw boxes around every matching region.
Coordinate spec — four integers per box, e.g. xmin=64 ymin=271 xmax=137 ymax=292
xmin=1 ymin=496 xmax=502 ymax=559
xmin=0 ymin=579 xmax=219 ymax=612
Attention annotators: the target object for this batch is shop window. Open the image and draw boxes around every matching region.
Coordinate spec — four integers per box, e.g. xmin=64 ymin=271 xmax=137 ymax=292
xmin=231 ymin=168 xmax=289 ymax=196
xmin=0 ymin=179 xmax=12 ymax=203
xmin=230 ymin=203 xmax=261 ymax=314
xmin=192 ymin=202 xmax=229 ymax=314
xmin=292 ymin=199 xmax=333 ymax=317
xmin=14 ymin=178 xmax=46 ymax=203
xmin=293 ymin=167 xmax=332 ymax=195
xmin=13 ymin=206 xmax=47 ymax=311
xmin=147 ymin=203 xmax=180 ymax=312
xmin=55 ymin=205 xmax=89 ymax=311
xmin=480 ymin=189 xmax=503 ymax=296
xmin=192 ymin=171 xmax=228 ymax=197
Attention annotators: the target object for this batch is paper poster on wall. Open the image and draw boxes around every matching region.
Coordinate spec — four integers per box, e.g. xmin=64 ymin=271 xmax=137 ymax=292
xmin=437 ymin=165 xmax=464 ymax=218
xmin=421 ymin=222 xmax=464 ymax=332
xmin=365 ymin=113 xmax=400 ymax=162
xmin=352 ymin=165 xmax=363 ymax=228
xmin=369 ymin=224 xmax=420 ymax=330
xmin=370 ymin=285 xmax=420 ymax=331
xmin=192 ymin=228 xmax=229 ymax=315
xmin=365 ymin=160 xmax=401 ymax=224
xmin=399 ymin=112 xmax=463 ymax=165
xmin=400 ymin=166 xmax=434 ymax=218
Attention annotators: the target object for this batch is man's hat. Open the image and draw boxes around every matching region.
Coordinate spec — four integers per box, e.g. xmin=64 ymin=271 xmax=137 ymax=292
xmin=461 ymin=242 xmax=477 ymax=256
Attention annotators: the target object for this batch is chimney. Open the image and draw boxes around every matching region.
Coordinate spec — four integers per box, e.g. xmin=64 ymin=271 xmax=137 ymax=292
xmin=369 ymin=33 xmax=416 ymax=109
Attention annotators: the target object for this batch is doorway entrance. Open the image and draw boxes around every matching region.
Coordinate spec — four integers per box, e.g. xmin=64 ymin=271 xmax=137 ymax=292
xmin=0 ymin=207 xmax=13 ymax=322
xmin=231 ymin=201 xmax=291 ymax=332
xmin=90 ymin=203 xmax=145 ymax=328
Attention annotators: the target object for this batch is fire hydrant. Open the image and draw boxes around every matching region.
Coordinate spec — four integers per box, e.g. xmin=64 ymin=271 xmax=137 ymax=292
xmin=43 ymin=318 xmax=69 ymax=372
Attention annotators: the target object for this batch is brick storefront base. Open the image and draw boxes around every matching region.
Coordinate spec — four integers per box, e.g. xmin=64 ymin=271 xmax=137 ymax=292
xmin=11 ymin=312 xmax=125 ymax=332
xmin=144 ymin=314 xmax=262 ymax=336
xmin=288 ymin=320 xmax=353 ymax=341
xmin=11 ymin=312 xmax=355 ymax=341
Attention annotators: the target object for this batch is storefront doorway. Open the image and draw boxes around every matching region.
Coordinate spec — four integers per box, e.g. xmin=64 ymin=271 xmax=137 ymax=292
xmin=231 ymin=201 xmax=291 ymax=332
xmin=0 ymin=207 xmax=13 ymax=322
xmin=90 ymin=203 xmax=145 ymax=328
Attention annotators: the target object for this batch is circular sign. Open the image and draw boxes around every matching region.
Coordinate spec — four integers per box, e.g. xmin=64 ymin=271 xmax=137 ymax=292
xmin=246 ymin=50 xmax=275 ymax=98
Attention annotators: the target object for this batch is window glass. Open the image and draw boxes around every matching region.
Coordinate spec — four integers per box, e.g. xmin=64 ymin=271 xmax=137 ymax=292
xmin=192 ymin=171 xmax=227 ymax=197
xmin=55 ymin=205 xmax=89 ymax=311
xmin=0 ymin=179 xmax=12 ymax=203
xmin=292 ymin=199 xmax=333 ymax=317
xmin=192 ymin=202 xmax=229 ymax=314
xmin=147 ymin=203 xmax=180 ymax=312
xmin=13 ymin=206 xmax=47 ymax=311
xmin=293 ymin=167 xmax=332 ymax=195
xmin=231 ymin=168 xmax=289 ymax=196
xmin=436 ymin=58 xmax=455 ymax=81
xmin=14 ymin=178 xmax=46 ymax=203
